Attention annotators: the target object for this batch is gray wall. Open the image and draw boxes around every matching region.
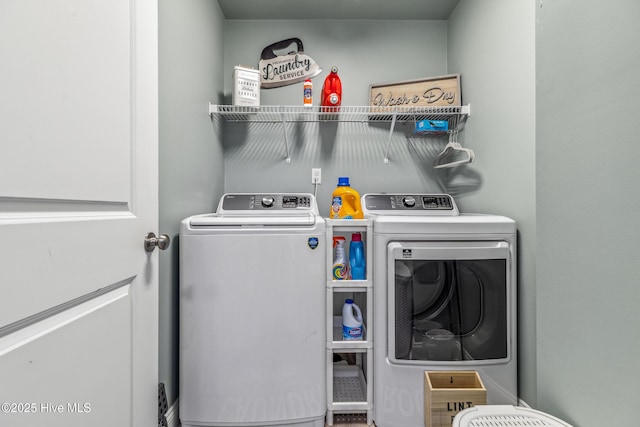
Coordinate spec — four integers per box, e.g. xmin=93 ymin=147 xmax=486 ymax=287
xmin=536 ymin=0 xmax=640 ymax=425
xmin=158 ymin=0 xmax=225 ymax=405
xmin=222 ymin=20 xmax=454 ymax=208
xmin=448 ymin=0 xmax=537 ymax=406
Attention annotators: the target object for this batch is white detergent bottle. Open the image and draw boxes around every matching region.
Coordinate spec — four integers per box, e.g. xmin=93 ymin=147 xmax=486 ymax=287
xmin=342 ymin=299 xmax=363 ymax=340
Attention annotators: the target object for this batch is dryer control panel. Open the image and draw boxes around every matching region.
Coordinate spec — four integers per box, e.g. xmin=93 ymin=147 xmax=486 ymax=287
xmin=362 ymin=193 xmax=459 ymax=216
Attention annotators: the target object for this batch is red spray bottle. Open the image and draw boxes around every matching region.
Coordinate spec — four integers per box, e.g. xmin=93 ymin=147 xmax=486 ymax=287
xmin=321 ymin=66 xmax=342 ymax=110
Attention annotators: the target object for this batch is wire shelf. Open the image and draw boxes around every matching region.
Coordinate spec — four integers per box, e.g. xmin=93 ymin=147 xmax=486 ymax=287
xmin=209 ymin=104 xmax=470 ymax=124
xmin=208 ymin=103 xmax=470 ymax=163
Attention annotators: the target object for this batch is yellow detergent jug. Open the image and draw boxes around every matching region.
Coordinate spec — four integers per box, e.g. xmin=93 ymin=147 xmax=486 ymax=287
xmin=330 ymin=177 xmax=363 ymax=219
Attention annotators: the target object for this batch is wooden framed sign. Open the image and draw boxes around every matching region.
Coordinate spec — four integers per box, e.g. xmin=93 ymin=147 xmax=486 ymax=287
xmin=369 ymin=74 xmax=461 ymax=108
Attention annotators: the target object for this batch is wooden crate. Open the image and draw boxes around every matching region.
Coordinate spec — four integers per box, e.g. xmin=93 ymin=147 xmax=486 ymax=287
xmin=424 ymin=371 xmax=486 ymax=427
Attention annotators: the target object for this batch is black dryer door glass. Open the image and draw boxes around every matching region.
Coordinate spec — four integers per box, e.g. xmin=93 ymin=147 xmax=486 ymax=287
xmin=394 ymin=257 xmax=507 ymax=362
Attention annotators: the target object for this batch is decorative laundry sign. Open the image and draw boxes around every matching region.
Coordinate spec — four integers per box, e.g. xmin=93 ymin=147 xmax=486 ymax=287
xmin=369 ymin=74 xmax=461 ymax=108
xmin=259 ymin=38 xmax=323 ymax=88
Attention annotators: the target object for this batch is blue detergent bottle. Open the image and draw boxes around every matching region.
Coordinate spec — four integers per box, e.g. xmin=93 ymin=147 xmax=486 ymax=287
xmin=349 ymin=233 xmax=366 ymax=280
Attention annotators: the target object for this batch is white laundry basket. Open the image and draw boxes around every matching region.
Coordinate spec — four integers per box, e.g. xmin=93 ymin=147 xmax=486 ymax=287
xmin=453 ymin=405 xmax=574 ymax=427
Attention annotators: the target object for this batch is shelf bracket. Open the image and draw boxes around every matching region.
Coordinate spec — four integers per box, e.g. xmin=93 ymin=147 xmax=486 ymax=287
xmin=383 ymin=109 xmax=398 ymax=164
xmin=280 ymin=110 xmax=291 ymax=163
xmin=454 ymin=104 xmax=471 ymax=132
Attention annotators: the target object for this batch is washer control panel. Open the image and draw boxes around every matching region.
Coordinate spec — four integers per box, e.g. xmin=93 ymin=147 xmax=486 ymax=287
xmin=219 ymin=193 xmax=315 ymax=213
xmin=362 ymin=193 xmax=459 ymax=216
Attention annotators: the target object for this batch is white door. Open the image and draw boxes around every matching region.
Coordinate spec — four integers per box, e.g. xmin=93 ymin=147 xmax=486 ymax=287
xmin=0 ymin=1 xmax=158 ymax=426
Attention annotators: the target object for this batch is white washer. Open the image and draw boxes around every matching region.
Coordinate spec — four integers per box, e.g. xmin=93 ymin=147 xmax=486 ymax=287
xmin=363 ymin=193 xmax=518 ymax=427
xmin=179 ymin=193 xmax=326 ymax=427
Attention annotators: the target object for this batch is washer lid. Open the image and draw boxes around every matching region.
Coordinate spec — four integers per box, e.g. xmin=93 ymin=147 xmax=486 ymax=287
xmin=453 ymin=405 xmax=574 ymax=427
xmin=190 ymin=213 xmax=318 ymax=227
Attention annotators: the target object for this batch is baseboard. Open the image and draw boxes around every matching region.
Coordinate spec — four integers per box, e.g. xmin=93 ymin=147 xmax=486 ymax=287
xmin=165 ymin=398 xmax=180 ymax=427
xmin=166 ymin=396 xmax=526 ymax=427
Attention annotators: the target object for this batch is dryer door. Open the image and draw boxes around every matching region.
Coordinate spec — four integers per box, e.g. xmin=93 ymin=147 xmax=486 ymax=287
xmin=387 ymin=241 xmax=513 ymax=364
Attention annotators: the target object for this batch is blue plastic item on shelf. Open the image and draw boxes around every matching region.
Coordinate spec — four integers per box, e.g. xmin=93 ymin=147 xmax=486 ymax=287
xmin=349 ymin=233 xmax=366 ymax=280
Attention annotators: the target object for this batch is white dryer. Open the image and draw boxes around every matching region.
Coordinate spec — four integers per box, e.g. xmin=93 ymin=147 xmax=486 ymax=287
xmin=363 ymin=194 xmax=517 ymax=427
xmin=180 ymin=193 xmax=326 ymax=427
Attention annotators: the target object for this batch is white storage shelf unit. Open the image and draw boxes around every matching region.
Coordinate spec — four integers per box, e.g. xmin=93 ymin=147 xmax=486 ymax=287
xmin=325 ymin=219 xmax=373 ymax=426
